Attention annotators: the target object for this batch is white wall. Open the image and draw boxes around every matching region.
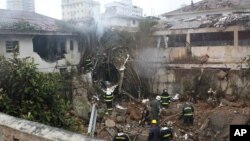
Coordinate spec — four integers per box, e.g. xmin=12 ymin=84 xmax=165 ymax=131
xmin=62 ymin=0 xmax=100 ymax=21
xmin=102 ymin=17 xmax=139 ymax=28
xmin=0 ymin=35 xmax=81 ymax=72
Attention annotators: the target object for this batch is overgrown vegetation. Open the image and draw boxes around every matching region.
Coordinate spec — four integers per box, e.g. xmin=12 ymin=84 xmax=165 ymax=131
xmin=0 ymin=53 xmax=83 ymax=132
xmin=135 ymin=19 xmax=158 ymax=48
xmin=0 ymin=20 xmax=41 ymax=31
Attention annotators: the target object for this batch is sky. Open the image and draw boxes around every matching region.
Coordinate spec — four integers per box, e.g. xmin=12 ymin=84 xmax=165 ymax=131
xmin=0 ymin=0 xmax=202 ymax=19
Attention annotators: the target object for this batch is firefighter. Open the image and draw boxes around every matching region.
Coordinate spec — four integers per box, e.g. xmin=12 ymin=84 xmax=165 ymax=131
xmin=104 ymin=88 xmax=113 ymax=115
xmin=148 ymin=119 xmax=160 ymax=141
xmin=161 ymin=89 xmax=171 ymax=109
xmin=151 ymin=96 xmax=161 ymax=121
xmin=160 ymin=122 xmax=173 ymax=141
xmin=113 ymin=127 xmax=130 ymax=141
xmin=182 ymin=102 xmax=194 ymax=126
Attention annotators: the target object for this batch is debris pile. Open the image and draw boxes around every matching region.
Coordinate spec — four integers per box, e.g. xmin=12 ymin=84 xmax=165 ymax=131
xmin=182 ymin=0 xmax=238 ymax=12
xmin=92 ymin=97 xmax=250 ymax=140
xmin=154 ymin=14 xmax=250 ymax=30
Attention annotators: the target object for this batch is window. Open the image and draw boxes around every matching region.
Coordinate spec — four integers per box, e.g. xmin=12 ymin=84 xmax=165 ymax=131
xmin=6 ymin=41 xmax=19 ymax=53
xmin=132 ymin=20 xmax=136 ymax=25
xmin=70 ymin=40 xmax=74 ymax=51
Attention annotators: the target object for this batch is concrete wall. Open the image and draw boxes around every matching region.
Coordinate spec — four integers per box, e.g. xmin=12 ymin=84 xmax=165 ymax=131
xmin=0 ymin=112 xmax=104 ymax=141
xmin=145 ymin=46 xmax=250 ymax=64
xmin=0 ymin=35 xmax=81 ymax=72
xmin=102 ymin=17 xmax=139 ymax=29
xmin=153 ymin=68 xmax=250 ymax=100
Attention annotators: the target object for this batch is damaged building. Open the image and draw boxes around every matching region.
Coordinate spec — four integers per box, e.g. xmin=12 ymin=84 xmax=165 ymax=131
xmin=0 ymin=9 xmax=81 ymax=72
xmin=150 ymin=0 xmax=250 ymax=95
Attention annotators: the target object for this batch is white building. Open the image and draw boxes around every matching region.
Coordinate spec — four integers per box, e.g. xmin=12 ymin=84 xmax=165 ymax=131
xmin=62 ymin=0 xmax=100 ymax=22
xmin=102 ymin=0 xmax=143 ymax=31
xmin=105 ymin=0 xmax=142 ymax=17
xmin=0 ymin=9 xmax=81 ymax=72
xmin=7 ymin=0 xmax=35 ymax=12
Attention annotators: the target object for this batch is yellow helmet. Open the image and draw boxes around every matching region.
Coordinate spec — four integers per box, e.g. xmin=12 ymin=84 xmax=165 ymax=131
xmin=151 ymin=119 xmax=157 ymax=124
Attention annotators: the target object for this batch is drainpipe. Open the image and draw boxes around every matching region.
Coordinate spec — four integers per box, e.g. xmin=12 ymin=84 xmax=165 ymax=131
xmin=88 ymin=104 xmax=97 ymax=137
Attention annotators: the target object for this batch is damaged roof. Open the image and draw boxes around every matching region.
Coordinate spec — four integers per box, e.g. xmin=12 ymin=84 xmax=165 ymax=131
xmin=164 ymin=0 xmax=250 ymax=16
xmin=153 ymin=13 xmax=250 ymax=30
xmin=0 ymin=9 xmax=76 ymax=35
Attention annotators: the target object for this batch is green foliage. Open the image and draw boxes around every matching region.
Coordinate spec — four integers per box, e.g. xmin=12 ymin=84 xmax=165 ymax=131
xmin=0 ymin=20 xmax=41 ymax=31
xmin=135 ymin=19 xmax=158 ymax=48
xmin=0 ymin=54 xmax=83 ymax=132
xmin=100 ymin=29 xmax=136 ymax=49
xmin=138 ymin=19 xmax=158 ymax=34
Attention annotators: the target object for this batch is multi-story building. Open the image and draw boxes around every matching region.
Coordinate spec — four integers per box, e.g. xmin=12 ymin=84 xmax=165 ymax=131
xmin=101 ymin=0 xmax=143 ymax=32
xmin=105 ymin=0 xmax=142 ymax=17
xmin=7 ymin=0 xmax=35 ymax=12
xmin=62 ymin=0 xmax=100 ymax=21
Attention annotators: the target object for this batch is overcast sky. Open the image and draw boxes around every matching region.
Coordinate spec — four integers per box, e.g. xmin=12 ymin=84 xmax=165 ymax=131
xmin=0 ymin=0 xmax=202 ymax=19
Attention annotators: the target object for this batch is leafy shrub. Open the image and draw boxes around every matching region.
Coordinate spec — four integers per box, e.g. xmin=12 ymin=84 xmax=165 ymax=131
xmin=0 ymin=54 xmax=83 ymax=132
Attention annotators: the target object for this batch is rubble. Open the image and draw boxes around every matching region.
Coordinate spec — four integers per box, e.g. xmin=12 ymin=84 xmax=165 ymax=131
xmin=105 ymin=119 xmax=116 ymax=128
xmin=154 ymin=13 xmax=250 ymax=30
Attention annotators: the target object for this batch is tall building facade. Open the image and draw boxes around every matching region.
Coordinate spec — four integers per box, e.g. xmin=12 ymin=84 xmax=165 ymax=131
xmin=101 ymin=0 xmax=143 ymax=32
xmin=62 ymin=0 xmax=100 ymax=21
xmin=7 ymin=0 xmax=35 ymax=12
xmin=105 ymin=0 xmax=142 ymax=17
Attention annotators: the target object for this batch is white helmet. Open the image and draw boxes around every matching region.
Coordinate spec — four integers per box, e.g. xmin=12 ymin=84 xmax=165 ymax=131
xmin=156 ymin=96 xmax=161 ymax=101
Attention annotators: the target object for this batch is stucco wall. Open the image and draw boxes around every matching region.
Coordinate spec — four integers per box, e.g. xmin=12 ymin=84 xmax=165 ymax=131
xmin=0 ymin=35 xmax=81 ymax=72
xmin=153 ymin=46 xmax=250 ymax=63
xmin=0 ymin=112 xmax=105 ymax=141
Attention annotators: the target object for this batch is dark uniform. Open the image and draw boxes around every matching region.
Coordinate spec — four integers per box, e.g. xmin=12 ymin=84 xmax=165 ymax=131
xmin=139 ymin=106 xmax=150 ymax=127
xmin=104 ymin=91 xmax=113 ymax=114
xmin=148 ymin=124 xmax=160 ymax=141
xmin=161 ymin=89 xmax=171 ymax=108
xmin=151 ymin=98 xmax=160 ymax=121
xmin=182 ymin=103 xmax=194 ymax=125
xmin=160 ymin=126 xmax=173 ymax=141
xmin=113 ymin=132 xmax=130 ymax=141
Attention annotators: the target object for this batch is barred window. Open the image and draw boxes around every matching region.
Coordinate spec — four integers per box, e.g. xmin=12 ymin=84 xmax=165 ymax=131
xmin=6 ymin=41 xmax=19 ymax=53
xmin=70 ymin=40 xmax=74 ymax=51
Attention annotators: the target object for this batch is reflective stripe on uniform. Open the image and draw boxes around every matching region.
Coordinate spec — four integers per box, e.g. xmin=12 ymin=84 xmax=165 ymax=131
xmin=163 ymin=134 xmax=171 ymax=138
xmin=115 ymin=137 xmax=125 ymax=140
xmin=161 ymin=96 xmax=170 ymax=99
xmin=184 ymin=113 xmax=193 ymax=116
xmin=106 ymin=95 xmax=113 ymax=98
xmin=183 ymin=106 xmax=193 ymax=116
xmin=105 ymin=99 xmax=113 ymax=102
xmin=184 ymin=107 xmax=192 ymax=110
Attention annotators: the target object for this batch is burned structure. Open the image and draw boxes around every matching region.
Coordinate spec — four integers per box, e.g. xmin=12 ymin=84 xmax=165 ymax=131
xmin=0 ymin=9 xmax=81 ymax=72
xmin=150 ymin=0 xmax=250 ymax=96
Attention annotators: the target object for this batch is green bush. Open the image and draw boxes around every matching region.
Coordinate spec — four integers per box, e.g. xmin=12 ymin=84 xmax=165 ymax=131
xmin=0 ymin=54 xmax=83 ymax=132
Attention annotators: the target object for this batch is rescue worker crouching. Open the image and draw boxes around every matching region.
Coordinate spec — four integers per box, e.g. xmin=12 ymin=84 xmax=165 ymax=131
xmin=113 ymin=127 xmax=130 ymax=141
xmin=104 ymin=88 xmax=113 ymax=115
xmin=160 ymin=122 xmax=174 ymax=141
xmin=161 ymin=89 xmax=171 ymax=109
xmin=182 ymin=102 xmax=194 ymax=126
